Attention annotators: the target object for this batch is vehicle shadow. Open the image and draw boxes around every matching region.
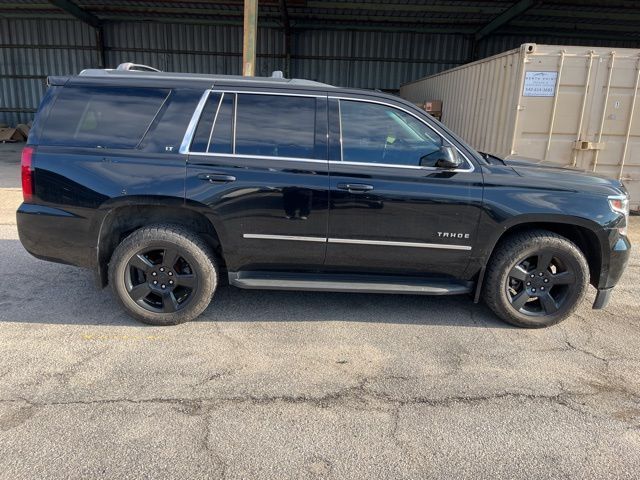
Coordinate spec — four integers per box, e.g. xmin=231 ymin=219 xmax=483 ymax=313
xmin=0 ymin=239 xmax=511 ymax=329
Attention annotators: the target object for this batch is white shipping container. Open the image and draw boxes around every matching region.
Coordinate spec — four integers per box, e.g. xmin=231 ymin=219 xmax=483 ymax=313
xmin=400 ymin=43 xmax=640 ymax=208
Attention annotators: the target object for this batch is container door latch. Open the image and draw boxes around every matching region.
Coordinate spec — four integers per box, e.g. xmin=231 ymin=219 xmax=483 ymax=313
xmin=573 ymin=141 xmax=605 ymax=151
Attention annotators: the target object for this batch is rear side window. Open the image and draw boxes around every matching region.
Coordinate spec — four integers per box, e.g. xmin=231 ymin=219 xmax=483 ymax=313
xmin=190 ymin=92 xmax=234 ymax=154
xmin=41 ymin=86 xmax=169 ymax=149
xmin=235 ymin=94 xmax=316 ymax=159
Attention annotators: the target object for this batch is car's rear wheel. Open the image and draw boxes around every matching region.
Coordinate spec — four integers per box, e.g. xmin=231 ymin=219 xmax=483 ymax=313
xmin=484 ymin=230 xmax=589 ymax=328
xmin=109 ymin=224 xmax=217 ymax=325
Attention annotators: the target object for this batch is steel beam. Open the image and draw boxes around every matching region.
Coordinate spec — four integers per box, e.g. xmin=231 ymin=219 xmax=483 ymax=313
xmin=474 ymin=0 xmax=538 ymax=41
xmin=242 ymin=0 xmax=258 ymax=76
xmin=48 ymin=0 xmax=101 ymax=28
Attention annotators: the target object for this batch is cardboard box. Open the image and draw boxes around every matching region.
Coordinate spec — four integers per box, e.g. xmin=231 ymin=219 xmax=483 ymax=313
xmin=0 ymin=128 xmax=26 ymax=142
xmin=16 ymin=124 xmax=30 ymax=139
xmin=423 ymin=100 xmax=442 ymax=113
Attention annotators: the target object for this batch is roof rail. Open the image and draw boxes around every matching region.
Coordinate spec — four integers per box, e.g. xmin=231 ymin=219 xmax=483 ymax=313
xmin=116 ymin=62 xmax=161 ymax=72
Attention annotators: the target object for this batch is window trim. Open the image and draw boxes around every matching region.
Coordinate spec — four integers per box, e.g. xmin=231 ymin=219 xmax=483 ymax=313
xmin=179 ymin=90 xmax=476 ymax=173
xmin=331 ymin=96 xmax=475 ymax=173
xmin=181 ymin=89 xmax=324 ymax=160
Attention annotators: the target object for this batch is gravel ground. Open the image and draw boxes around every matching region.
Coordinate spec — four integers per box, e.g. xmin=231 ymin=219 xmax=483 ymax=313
xmin=0 ymin=218 xmax=639 ymax=479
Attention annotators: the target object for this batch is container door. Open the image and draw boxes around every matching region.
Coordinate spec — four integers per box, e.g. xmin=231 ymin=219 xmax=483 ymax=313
xmin=583 ymin=54 xmax=640 ymax=207
xmin=512 ymin=51 xmax=600 ymax=169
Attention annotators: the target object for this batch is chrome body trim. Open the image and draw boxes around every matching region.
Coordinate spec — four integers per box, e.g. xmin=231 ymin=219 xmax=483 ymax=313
xmin=243 ymin=234 xmax=326 ymax=242
xmin=232 ymin=92 xmax=238 ymax=154
xmin=328 ymin=238 xmax=472 ymax=250
xmin=180 ymin=89 xmax=477 ymax=174
xmin=189 ymin=152 xmax=327 ymax=163
xmin=243 ymin=234 xmax=472 ymax=251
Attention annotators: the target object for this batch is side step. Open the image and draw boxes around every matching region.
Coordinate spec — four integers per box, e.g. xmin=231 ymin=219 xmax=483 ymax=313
xmin=228 ymin=271 xmax=472 ymax=296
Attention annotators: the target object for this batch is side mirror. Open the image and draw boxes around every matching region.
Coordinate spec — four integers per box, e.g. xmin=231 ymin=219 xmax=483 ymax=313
xmin=434 ymin=145 xmax=463 ymax=169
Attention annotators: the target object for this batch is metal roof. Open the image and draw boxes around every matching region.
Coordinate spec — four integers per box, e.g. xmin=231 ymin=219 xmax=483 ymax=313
xmin=2 ymin=0 xmax=639 ymax=41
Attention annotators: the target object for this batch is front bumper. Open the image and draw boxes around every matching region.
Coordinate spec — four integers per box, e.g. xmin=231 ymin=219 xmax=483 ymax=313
xmin=593 ymin=232 xmax=631 ymax=309
xmin=600 ymin=234 xmax=631 ymax=289
xmin=593 ymin=288 xmax=613 ymax=310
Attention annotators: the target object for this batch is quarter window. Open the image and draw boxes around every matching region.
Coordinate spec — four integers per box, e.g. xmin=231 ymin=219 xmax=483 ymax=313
xmin=190 ymin=93 xmax=222 ymax=153
xmin=339 ymin=100 xmax=448 ymax=167
xmin=235 ymin=94 xmax=316 ymax=159
xmin=190 ymin=92 xmax=234 ymax=154
xmin=41 ymin=86 xmax=169 ymax=149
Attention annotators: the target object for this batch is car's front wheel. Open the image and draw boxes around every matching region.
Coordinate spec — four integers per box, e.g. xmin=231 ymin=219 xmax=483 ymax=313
xmin=108 ymin=224 xmax=218 ymax=325
xmin=484 ymin=230 xmax=589 ymax=328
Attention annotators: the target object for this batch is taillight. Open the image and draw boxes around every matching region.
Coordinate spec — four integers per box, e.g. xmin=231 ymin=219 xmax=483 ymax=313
xmin=21 ymin=146 xmax=34 ymax=202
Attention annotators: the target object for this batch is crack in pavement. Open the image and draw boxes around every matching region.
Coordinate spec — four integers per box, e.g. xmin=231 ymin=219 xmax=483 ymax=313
xmin=1 ymin=384 xmax=637 ymax=418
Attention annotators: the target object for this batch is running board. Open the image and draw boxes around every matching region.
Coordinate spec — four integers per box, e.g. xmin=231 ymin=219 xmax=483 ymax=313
xmin=228 ymin=271 xmax=472 ymax=296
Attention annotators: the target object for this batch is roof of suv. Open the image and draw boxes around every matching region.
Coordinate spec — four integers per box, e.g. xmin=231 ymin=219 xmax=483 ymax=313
xmin=52 ymin=67 xmax=418 ymax=116
xmin=77 ymin=68 xmax=335 ymax=89
xmin=69 ymin=67 xmax=424 ymax=104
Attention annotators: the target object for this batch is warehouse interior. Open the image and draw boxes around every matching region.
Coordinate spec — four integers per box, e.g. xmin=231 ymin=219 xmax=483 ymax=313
xmin=1 ymin=0 xmax=640 ymax=126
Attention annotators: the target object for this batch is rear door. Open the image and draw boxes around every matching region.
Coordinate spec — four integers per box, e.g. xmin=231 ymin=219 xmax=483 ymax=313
xmin=184 ymin=89 xmax=330 ymax=273
xmin=325 ymin=96 xmax=483 ymax=278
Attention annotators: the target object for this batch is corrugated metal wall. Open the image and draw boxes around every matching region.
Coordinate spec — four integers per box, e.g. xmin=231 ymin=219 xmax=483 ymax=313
xmin=2 ymin=16 xmax=639 ymax=125
xmin=0 ymin=18 xmax=98 ymax=126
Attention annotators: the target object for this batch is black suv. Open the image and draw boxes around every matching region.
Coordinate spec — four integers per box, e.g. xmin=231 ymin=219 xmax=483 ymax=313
xmin=17 ymin=66 xmax=631 ymax=328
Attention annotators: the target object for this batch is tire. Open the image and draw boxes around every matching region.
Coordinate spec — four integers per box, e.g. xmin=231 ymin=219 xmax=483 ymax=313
xmin=108 ymin=224 xmax=218 ymax=326
xmin=484 ymin=230 xmax=589 ymax=328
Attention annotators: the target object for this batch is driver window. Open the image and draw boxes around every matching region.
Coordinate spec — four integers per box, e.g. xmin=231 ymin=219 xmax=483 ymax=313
xmin=339 ymin=99 xmax=445 ymax=166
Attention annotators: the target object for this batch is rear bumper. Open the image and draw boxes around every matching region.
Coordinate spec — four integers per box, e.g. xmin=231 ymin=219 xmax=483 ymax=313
xmin=16 ymin=203 xmax=96 ymax=269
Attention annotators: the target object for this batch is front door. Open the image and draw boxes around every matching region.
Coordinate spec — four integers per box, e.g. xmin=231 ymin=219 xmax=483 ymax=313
xmin=325 ymin=97 xmax=483 ymax=278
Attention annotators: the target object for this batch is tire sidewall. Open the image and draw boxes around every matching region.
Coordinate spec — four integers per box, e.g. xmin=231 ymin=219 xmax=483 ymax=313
xmin=486 ymin=233 xmax=589 ymax=328
xmin=110 ymin=230 xmax=217 ymax=325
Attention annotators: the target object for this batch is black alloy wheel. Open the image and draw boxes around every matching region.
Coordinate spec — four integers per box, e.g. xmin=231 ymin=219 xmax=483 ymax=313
xmin=483 ymin=230 xmax=589 ymax=328
xmin=109 ymin=225 xmax=218 ymax=326
xmin=125 ymin=246 xmax=199 ymax=314
xmin=506 ymin=249 xmax=575 ymax=317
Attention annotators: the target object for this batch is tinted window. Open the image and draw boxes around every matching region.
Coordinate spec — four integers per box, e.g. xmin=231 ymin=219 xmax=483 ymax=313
xmin=235 ymin=94 xmax=316 ymax=159
xmin=210 ymin=93 xmax=234 ymax=154
xmin=339 ymin=100 xmax=444 ymax=166
xmin=139 ymin=89 xmax=206 ymax=153
xmin=41 ymin=86 xmax=168 ymax=149
xmin=190 ymin=93 xmax=222 ymax=153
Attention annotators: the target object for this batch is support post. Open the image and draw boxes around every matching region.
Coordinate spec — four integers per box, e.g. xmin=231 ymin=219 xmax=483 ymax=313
xmin=95 ymin=26 xmax=106 ymax=68
xmin=279 ymin=0 xmax=291 ymax=77
xmin=243 ymin=0 xmax=258 ymax=76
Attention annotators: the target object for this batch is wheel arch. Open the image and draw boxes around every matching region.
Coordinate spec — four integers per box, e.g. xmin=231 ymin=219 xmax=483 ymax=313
xmin=473 ymin=216 xmax=607 ymax=302
xmin=96 ymin=198 xmax=227 ymax=287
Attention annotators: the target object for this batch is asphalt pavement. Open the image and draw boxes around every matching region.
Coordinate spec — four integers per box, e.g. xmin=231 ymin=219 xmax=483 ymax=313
xmin=0 ymin=143 xmax=639 ymax=478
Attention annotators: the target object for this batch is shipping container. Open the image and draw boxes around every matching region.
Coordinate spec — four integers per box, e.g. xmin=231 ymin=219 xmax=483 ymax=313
xmin=400 ymin=44 xmax=640 ymax=208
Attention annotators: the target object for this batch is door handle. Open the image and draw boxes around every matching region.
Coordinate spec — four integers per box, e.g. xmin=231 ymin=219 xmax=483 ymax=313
xmin=198 ymin=173 xmax=236 ymax=183
xmin=337 ymin=183 xmax=374 ymax=193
